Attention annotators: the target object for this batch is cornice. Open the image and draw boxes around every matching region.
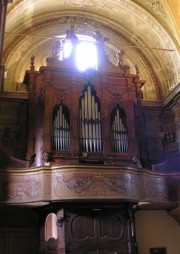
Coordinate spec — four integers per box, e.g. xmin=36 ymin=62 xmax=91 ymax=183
xmin=0 ymin=91 xmax=28 ymax=100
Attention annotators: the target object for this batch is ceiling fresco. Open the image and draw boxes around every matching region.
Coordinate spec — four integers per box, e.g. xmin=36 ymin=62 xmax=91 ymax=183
xmin=2 ymin=0 xmax=180 ymax=100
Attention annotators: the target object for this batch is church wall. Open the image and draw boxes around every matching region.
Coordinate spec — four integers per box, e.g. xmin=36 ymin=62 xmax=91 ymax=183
xmin=0 ymin=98 xmax=28 ymax=159
xmin=142 ymin=105 xmax=179 ymax=167
xmin=135 ymin=210 xmax=180 ymax=254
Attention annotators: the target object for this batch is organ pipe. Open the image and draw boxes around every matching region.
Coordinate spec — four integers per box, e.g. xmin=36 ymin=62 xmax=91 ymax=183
xmin=52 ymin=104 xmax=70 ymax=151
xmin=111 ymin=108 xmax=128 ymax=153
xmin=80 ymin=83 xmax=102 ymax=153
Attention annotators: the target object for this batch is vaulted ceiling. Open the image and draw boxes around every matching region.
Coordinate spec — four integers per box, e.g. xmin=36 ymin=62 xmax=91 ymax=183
xmin=3 ymin=0 xmax=180 ymax=101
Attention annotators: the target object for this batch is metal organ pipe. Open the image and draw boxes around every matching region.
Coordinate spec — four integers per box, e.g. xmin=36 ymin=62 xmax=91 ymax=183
xmin=111 ymin=108 xmax=128 ymax=153
xmin=87 ymin=86 xmax=92 ymax=119
xmin=84 ymin=91 xmax=88 ymax=152
xmin=95 ymin=102 xmax=99 ymax=152
xmin=91 ymin=96 xmax=96 ymax=151
xmin=81 ymin=98 xmax=85 ymax=151
xmin=59 ymin=106 xmax=62 ymax=149
xmin=80 ymin=84 xmax=102 ymax=153
xmin=53 ymin=104 xmax=70 ymax=151
xmin=54 ymin=116 xmax=57 ymax=150
xmin=88 ymin=86 xmax=92 ymax=152
xmin=98 ymin=111 xmax=102 ymax=151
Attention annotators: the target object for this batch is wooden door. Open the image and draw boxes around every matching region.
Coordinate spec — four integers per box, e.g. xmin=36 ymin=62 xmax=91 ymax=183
xmin=64 ymin=207 xmax=131 ymax=254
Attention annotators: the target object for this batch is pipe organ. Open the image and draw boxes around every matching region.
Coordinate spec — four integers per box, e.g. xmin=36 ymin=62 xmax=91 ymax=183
xmin=80 ymin=82 xmax=102 ymax=153
xmin=52 ymin=104 xmax=70 ymax=151
xmin=1 ymin=27 xmax=180 ymax=254
xmin=24 ymin=37 xmax=145 ymax=167
xmin=5 ymin=30 xmax=162 ymax=254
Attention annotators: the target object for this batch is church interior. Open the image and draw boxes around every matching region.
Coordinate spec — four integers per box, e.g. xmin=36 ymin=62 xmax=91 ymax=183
xmin=0 ymin=1 xmax=180 ymax=254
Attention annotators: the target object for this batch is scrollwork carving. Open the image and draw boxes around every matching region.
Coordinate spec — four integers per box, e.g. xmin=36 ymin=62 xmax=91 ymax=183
xmin=56 ymin=216 xmax=65 ymax=227
xmin=141 ymin=0 xmax=167 ymax=18
xmin=53 ymin=88 xmax=66 ymax=105
xmin=26 ymin=154 xmax=36 ymax=166
xmin=43 ymin=151 xmax=52 ymax=163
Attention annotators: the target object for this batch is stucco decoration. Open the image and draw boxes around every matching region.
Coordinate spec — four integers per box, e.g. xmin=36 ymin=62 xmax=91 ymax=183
xmin=4 ymin=0 xmax=180 ymax=99
xmin=141 ymin=0 xmax=167 ymax=18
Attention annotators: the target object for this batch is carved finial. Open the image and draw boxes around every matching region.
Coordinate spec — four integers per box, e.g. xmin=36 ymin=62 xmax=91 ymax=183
xmin=116 ymin=49 xmax=125 ymax=68
xmin=30 ymin=55 xmax=35 ymax=71
xmin=43 ymin=151 xmax=52 ymax=165
xmin=65 ymin=25 xmax=79 ymax=40
xmin=135 ymin=64 xmax=140 ymax=76
xmin=132 ymin=155 xmax=142 ymax=168
xmin=26 ymin=154 xmax=36 ymax=167
xmin=93 ymin=30 xmax=109 ymax=43
xmin=51 ymin=41 xmax=62 ymax=58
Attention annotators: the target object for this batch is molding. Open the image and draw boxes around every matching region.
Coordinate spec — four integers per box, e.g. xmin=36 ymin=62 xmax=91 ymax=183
xmin=142 ymin=99 xmax=163 ymax=108
xmin=0 ymin=91 xmax=28 ymax=100
xmin=163 ymin=83 xmax=180 ymax=108
xmin=142 ymin=84 xmax=180 ymax=108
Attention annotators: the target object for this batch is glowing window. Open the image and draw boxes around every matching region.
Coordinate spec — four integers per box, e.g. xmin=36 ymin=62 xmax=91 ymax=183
xmin=75 ymin=41 xmax=97 ymax=71
xmin=63 ymin=39 xmax=73 ymax=58
xmin=63 ymin=35 xmax=97 ymax=71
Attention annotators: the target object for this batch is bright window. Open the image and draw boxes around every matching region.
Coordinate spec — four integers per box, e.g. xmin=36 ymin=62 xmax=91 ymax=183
xmin=63 ymin=35 xmax=97 ymax=71
xmin=75 ymin=41 xmax=97 ymax=71
xmin=63 ymin=39 xmax=73 ymax=58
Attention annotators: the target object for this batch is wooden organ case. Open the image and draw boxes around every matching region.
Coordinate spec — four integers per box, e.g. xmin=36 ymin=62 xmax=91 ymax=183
xmin=25 ymin=48 xmax=144 ymax=167
xmin=24 ymin=32 xmax=145 ymax=254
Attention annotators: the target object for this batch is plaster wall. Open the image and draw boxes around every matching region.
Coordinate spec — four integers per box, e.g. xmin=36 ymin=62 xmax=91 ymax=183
xmin=135 ymin=210 xmax=180 ymax=254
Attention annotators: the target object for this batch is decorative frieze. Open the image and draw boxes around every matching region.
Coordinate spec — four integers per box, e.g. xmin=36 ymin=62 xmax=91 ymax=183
xmin=0 ymin=166 xmax=179 ymax=205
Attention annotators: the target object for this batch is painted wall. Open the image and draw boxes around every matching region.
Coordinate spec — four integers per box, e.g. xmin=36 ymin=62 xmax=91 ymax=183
xmin=135 ymin=210 xmax=180 ymax=254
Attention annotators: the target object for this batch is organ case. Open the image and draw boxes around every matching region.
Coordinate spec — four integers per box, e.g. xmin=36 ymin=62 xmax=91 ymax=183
xmin=24 ymin=42 xmax=145 ymax=167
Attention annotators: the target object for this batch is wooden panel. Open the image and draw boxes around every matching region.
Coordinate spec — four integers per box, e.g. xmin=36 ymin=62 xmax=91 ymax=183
xmin=99 ymin=213 xmax=123 ymax=239
xmin=65 ymin=208 xmax=129 ymax=254
xmin=70 ymin=214 xmax=95 ymax=240
xmin=0 ymin=166 xmax=179 ymax=205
